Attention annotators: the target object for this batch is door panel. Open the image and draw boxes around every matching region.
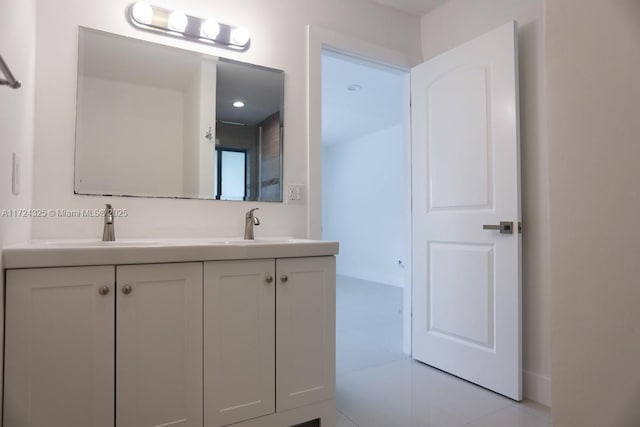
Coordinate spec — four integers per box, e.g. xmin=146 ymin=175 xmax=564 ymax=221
xmin=411 ymin=21 xmax=522 ymax=400
xmin=276 ymin=256 xmax=335 ymax=411
xmin=428 ymin=66 xmax=491 ymax=210
xmin=4 ymin=266 xmax=115 ymax=427
xmin=204 ymin=259 xmax=276 ymax=427
xmin=116 ymin=263 xmax=203 ymax=427
xmin=428 ymin=243 xmax=494 ymax=349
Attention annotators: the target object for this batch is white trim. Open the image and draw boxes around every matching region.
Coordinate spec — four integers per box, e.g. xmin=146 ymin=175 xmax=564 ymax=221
xmin=307 ymin=24 xmax=414 ymax=355
xmin=524 ymin=370 xmax=552 ymax=407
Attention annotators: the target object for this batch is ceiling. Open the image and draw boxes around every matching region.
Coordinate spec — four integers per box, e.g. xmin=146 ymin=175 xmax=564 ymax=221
xmin=368 ymin=0 xmax=447 ymax=16
xmin=322 ymin=51 xmax=406 ymax=146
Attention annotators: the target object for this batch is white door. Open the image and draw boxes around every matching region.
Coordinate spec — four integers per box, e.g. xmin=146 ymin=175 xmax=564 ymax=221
xmin=116 ymin=263 xmax=203 ymax=427
xmin=411 ymin=21 xmax=522 ymax=400
xmin=204 ymin=259 xmax=275 ymax=427
xmin=4 ymin=266 xmax=115 ymax=427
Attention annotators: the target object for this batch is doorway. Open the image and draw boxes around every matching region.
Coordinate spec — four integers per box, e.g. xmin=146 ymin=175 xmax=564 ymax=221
xmin=320 ymin=49 xmax=411 ymax=374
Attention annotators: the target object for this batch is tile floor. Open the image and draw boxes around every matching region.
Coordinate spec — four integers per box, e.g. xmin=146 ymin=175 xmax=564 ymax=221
xmin=335 ymin=275 xmax=552 ymax=427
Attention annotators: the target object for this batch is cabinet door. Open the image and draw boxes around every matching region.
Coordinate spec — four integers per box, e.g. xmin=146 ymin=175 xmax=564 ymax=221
xmin=4 ymin=266 xmax=115 ymax=427
xmin=116 ymin=263 xmax=202 ymax=427
xmin=276 ymin=256 xmax=336 ymax=411
xmin=204 ymin=259 xmax=275 ymax=427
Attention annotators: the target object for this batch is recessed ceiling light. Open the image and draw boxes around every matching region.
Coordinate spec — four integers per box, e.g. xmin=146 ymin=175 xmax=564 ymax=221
xmin=233 ymin=101 xmax=245 ymax=108
xmin=347 ymin=84 xmax=363 ymax=92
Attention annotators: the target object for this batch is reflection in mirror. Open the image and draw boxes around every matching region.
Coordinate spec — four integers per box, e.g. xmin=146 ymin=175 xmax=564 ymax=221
xmin=74 ymin=27 xmax=283 ymax=201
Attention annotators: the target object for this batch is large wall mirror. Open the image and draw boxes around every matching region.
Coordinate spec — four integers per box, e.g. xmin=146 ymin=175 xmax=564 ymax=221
xmin=75 ymin=27 xmax=284 ymax=201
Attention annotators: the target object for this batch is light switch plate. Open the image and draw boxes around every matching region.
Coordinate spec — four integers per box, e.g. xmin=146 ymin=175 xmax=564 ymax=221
xmin=11 ymin=152 xmax=20 ymax=195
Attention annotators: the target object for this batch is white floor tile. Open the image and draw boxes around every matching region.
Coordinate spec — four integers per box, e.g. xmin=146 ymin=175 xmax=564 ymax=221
xmin=335 ymin=276 xmax=542 ymax=427
xmin=337 ymin=359 xmax=468 ymax=427
xmin=464 ymin=404 xmax=551 ymax=427
xmin=337 ymin=410 xmax=360 ymax=427
xmin=336 ymin=322 xmax=406 ymax=375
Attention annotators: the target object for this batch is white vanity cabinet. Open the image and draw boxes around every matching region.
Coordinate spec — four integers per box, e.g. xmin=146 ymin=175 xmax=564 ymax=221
xmin=203 ymin=256 xmax=335 ymax=427
xmin=2 ymin=239 xmax=338 ymax=427
xmin=276 ymin=257 xmax=336 ymax=412
xmin=3 ymin=262 xmax=203 ymax=427
xmin=4 ymin=266 xmax=115 ymax=427
xmin=204 ymin=259 xmax=276 ymax=426
xmin=116 ymin=263 xmax=203 ymax=427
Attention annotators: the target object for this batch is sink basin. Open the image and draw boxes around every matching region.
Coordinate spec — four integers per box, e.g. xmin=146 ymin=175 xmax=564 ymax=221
xmin=39 ymin=239 xmax=163 ymax=247
xmin=35 ymin=237 xmax=299 ymax=248
xmin=220 ymin=238 xmax=298 ymax=245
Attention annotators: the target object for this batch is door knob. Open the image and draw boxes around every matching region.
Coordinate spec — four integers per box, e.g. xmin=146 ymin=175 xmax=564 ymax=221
xmin=281 ymin=275 xmax=288 ymax=283
xmin=482 ymin=221 xmax=514 ymax=234
xmin=98 ymin=286 xmax=110 ymax=296
xmin=122 ymin=284 xmax=133 ymax=295
xmin=265 ymin=275 xmax=273 ymax=284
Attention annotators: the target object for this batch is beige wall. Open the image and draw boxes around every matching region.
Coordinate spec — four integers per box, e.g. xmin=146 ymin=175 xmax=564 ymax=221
xmin=31 ymin=0 xmax=421 ymax=240
xmin=421 ymin=0 xmax=551 ymax=406
xmin=546 ymin=0 xmax=640 ymax=425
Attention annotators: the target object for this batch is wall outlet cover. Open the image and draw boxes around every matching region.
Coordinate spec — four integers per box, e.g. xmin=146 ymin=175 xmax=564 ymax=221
xmin=287 ymin=184 xmax=304 ymax=204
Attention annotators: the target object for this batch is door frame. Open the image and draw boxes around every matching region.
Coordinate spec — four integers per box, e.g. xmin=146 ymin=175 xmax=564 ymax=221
xmin=307 ymin=25 xmax=414 ymax=353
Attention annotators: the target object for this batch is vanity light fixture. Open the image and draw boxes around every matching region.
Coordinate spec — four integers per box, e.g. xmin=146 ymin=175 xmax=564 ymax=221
xmin=232 ymin=101 xmax=245 ymax=108
xmin=128 ymin=1 xmax=251 ymax=51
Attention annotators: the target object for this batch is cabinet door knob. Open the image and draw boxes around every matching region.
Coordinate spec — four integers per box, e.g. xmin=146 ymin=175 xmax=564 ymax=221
xmin=281 ymin=275 xmax=288 ymax=283
xmin=122 ymin=284 xmax=133 ymax=295
xmin=265 ymin=275 xmax=273 ymax=284
xmin=98 ymin=285 xmax=110 ymax=296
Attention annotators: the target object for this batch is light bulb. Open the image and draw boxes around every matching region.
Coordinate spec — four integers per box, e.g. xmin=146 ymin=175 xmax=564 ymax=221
xmin=233 ymin=101 xmax=245 ymax=108
xmin=230 ymin=27 xmax=250 ymax=46
xmin=168 ymin=10 xmax=188 ymax=32
xmin=200 ymin=19 xmax=220 ymax=39
xmin=131 ymin=1 xmax=153 ymax=25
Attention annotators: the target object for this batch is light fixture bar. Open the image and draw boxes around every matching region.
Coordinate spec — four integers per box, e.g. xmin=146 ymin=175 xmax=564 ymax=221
xmin=128 ymin=2 xmax=250 ymax=51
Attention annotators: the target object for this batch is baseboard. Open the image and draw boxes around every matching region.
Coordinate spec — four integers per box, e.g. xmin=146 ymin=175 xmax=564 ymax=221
xmin=524 ymin=370 xmax=552 ymax=407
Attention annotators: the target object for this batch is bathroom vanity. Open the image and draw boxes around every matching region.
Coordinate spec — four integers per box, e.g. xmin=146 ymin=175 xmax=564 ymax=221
xmin=2 ymin=238 xmax=338 ymax=427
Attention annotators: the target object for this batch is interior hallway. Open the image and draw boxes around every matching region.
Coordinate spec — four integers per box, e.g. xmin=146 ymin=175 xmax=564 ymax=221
xmin=335 ymin=275 xmax=552 ymax=427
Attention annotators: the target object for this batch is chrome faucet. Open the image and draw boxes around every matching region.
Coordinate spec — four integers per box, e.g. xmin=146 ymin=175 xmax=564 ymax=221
xmin=102 ymin=203 xmax=115 ymax=242
xmin=244 ymin=208 xmax=260 ymax=240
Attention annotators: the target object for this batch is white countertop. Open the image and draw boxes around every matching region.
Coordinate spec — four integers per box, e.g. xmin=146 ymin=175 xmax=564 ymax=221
xmin=2 ymin=238 xmax=339 ymax=269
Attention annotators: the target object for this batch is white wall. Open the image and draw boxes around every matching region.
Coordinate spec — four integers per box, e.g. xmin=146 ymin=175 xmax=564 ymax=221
xmin=546 ymin=1 xmax=640 ymax=425
xmin=421 ymin=0 xmax=551 ymax=406
xmin=323 ymin=125 xmax=406 ymax=287
xmin=0 ymin=0 xmax=37 ymax=416
xmin=31 ymin=0 xmax=421 ymax=240
xmin=76 ymin=76 xmax=185 ymax=197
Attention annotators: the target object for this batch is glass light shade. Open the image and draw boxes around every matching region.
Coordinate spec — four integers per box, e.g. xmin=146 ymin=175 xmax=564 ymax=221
xmin=168 ymin=11 xmax=188 ymax=32
xmin=230 ymin=27 xmax=250 ymax=46
xmin=200 ymin=19 xmax=220 ymax=39
xmin=131 ymin=1 xmax=153 ymax=24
